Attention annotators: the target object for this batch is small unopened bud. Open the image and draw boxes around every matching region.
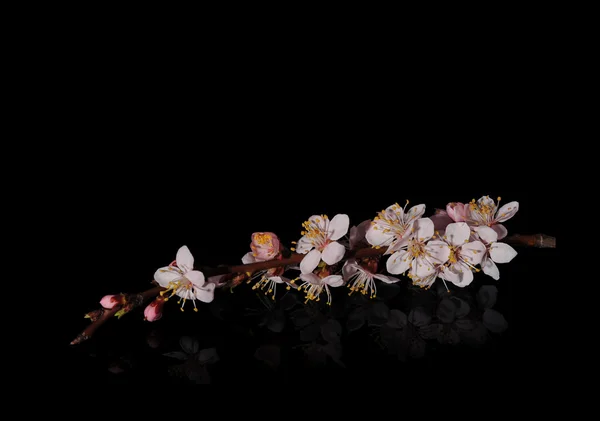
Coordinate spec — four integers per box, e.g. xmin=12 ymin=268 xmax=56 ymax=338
xmin=144 ymin=296 xmax=166 ymax=322
xmin=100 ymin=294 xmax=125 ymax=309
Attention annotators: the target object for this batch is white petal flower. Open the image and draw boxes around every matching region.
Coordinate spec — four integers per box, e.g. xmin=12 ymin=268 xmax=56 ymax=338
xmin=473 ymin=226 xmax=518 ymax=280
xmin=438 ymin=223 xmax=486 ymax=288
xmin=465 ymin=196 xmax=518 ymax=240
xmin=296 ymin=214 xmax=349 ymax=274
xmin=298 ymin=272 xmax=343 ymax=305
xmin=366 ymin=201 xmax=426 ymax=253
xmin=154 ymin=246 xmax=213 ymax=312
xmin=343 ymin=259 xmax=399 ymax=299
xmin=386 ymin=218 xmax=449 ymax=281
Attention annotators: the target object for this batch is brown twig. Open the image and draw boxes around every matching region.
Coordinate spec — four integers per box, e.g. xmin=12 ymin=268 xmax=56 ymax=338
xmin=70 ymin=287 xmax=164 ymax=345
xmin=71 ymin=233 xmax=555 ymax=345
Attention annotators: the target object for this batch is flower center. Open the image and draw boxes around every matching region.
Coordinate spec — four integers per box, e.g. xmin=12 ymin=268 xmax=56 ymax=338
xmin=408 ymin=239 xmax=426 ymax=258
xmin=254 ymin=233 xmax=273 ymax=246
xmin=301 ymin=215 xmax=330 ymax=250
xmin=159 ymin=279 xmax=198 ymax=312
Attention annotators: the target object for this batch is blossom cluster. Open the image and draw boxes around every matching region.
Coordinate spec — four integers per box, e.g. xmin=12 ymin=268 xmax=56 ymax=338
xmin=99 ymin=196 xmax=518 ymax=321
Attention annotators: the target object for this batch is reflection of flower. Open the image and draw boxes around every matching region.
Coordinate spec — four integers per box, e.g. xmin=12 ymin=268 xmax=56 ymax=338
xmin=164 ymin=336 xmax=219 ymax=384
xmin=473 ymin=226 xmax=518 ymax=280
xmin=296 ymin=214 xmax=349 ymax=274
xmin=154 ymin=246 xmax=215 ymax=311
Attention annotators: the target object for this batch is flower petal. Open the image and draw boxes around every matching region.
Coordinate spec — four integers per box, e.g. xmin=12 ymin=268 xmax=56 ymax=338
xmin=195 ymin=283 xmax=215 ymax=302
xmin=328 ymin=214 xmax=350 ymax=241
xmin=350 ymin=219 xmax=371 ymax=249
xmin=323 ymin=275 xmax=344 ymax=287
xmin=425 ymin=240 xmax=451 ymax=265
xmin=176 ymin=246 xmax=194 ymax=272
xmin=296 ymin=235 xmax=314 ymax=254
xmin=321 ymin=241 xmax=346 ymax=265
xmin=299 ymin=272 xmax=322 ymax=285
xmin=460 ymin=241 xmax=486 ymax=265
xmin=495 ymin=201 xmax=519 ymax=223
xmin=441 ymin=263 xmax=474 ymax=287
xmin=267 ymin=276 xmax=284 ymax=284
xmin=444 ymin=222 xmax=471 ymax=246
xmin=481 ymin=255 xmax=500 ymax=280
xmin=474 ymin=226 xmax=498 ymax=244
xmin=387 ymin=250 xmax=412 ymax=275
xmin=405 ymin=204 xmax=426 ymax=225
xmin=430 ymin=211 xmax=453 ymax=233
xmin=185 ymin=270 xmax=205 ymax=287
xmin=342 ymin=260 xmax=359 ymax=281
xmin=308 ymin=215 xmax=327 ymax=231
xmin=154 ymin=267 xmax=181 ymax=287
xmin=490 ymin=242 xmax=518 ymax=263
xmin=386 ymin=236 xmax=410 ymax=255
xmin=414 ymin=217 xmax=434 ymax=242
xmin=411 ymin=256 xmax=435 ymax=279
xmin=492 ymin=223 xmax=508 ymax=240
xmin=242 ymin=252 xmax=256 ymax=264
xmin=373 ymin=273 xmax=400 ymax=284
xmin=300 ymin=249 xmax=321 ymax=274
xmin=365 ymin=224 xmax=394 ymax=248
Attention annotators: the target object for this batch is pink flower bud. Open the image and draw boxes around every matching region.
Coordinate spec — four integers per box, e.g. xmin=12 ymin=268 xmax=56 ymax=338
xmin=144 ymin=297 xmax=165 ymax=322
xmin=446 ymin=202 xmax=467 ymax=222
xmin=100 ymin=294 xmax=123 ymax=309
xmin=250 ymin=232 xmax=281 ymax=261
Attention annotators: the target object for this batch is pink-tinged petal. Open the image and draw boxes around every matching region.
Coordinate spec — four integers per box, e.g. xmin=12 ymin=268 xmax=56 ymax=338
xmin=323 ymin=275 xmax=344 ymax=287
xmin=492 ymin=223 xmax=508 ymax=240
xmin=328 ymin=214 xmax=350 ymax=241
xmin=300 ymin=272 xmax=322 ymax=285
xmin=195 ymin=283 xmax=215 ymax=303
xmin=477 ymin=196 xmax=496 ymax=208
xmin=442 ymin=262 xmax=474 ymax=287
xmin=411 ymin=256 xmax=435 ymax=279
xmin=460 ymin=241 xmax=486 ymax=266
xmin=474 ymin=226 xmax=498 ymax=244
xmin=322 ymin=241 xmax=346 ymax=265
xmin=387 ymin=250 xmax=412 ymax=275
xmin=251 ymin=232 xmax=280 ymax=259
xmin=296 ymin=236 xmax=314 ymax=254
xmin=430 ymin=211 xmax=453 ymax=233
xmin=350 ymin=219 xmax=371 ymax=249
xmin=342 ymin=260 xmax=359 ymax=281
xmin=373 ymin=273 xmax=400 ymax=284
xmin=100 ymin=295 xmax=119 ymax=309
xmin=308 ymin=215 xmax=327 ymax=231
xmin=176 ymin=246 xmax=194 ymax=272
xmin=242 ymin=252 xmax=256 ymax=264
xmin=207 ymin=275 xmax=227 ymax=286
xmin=481 ymin=255 xmax=500 ymax=280
xmin=444 ymin=222 xmax=471 ymax=246
xmin=386 ymin=203 xmax=403 ymax=219
xmin=425 ymin=240 xmax=451 ymax=265
xmin=185 ymin=270 xmax=205 ymax=287
xmin=490 ymin=242 xmax=518 ymax=263
xmin=414 ymin=218 xmax=434 ymax=242
xmin=154 ymin=267 xmax=181 ymax=287
xmin=300 ymin=249 xmax=322 ymax=274
xmin=267 ymin=276 xmax=284 ymax=284
xmin=386 ymin=236 xmax=410 ymax=255
xmin=495 ymin=201 xmax=519 ymax=223
xmin=446 ymin=203 xmax=467 ymax=222
xmin=405 ymin=204 xmax=426 ymax=225
xmin=365 ymin=223 xmax=394 ymax=248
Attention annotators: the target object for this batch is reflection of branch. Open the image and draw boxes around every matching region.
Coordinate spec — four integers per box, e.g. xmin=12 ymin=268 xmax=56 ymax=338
xmin=70 ymin=287 xmax=164 ymax=345
xmin=71 ymin=233 xmax=554 ymax=345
